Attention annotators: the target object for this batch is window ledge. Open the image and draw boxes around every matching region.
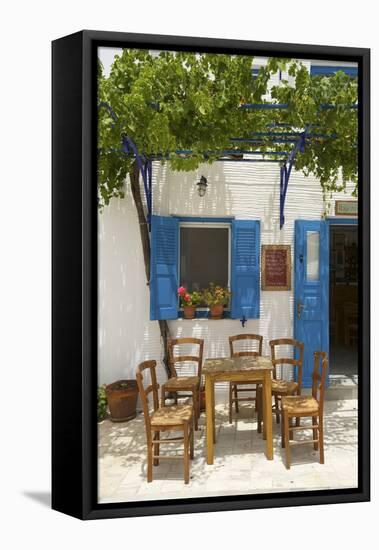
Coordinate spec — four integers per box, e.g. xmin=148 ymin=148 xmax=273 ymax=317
xmin=178 ymin=310 xmax=231 ymax=320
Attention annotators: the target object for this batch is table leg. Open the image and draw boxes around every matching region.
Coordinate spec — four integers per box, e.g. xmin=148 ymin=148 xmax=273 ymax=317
xmin=262 ymin=383 xmax=267 ymax=440
xmin=205 ymin=375 xmax=214 ymax=465
xmin=211 ymin=378 xmax=216 ymax=444
xmin=263 ymin=371 xmax=273 ymax=460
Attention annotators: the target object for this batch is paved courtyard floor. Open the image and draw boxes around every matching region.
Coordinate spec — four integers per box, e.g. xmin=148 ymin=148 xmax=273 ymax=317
xmin=98 ymin=395 xmax=358 ymax=503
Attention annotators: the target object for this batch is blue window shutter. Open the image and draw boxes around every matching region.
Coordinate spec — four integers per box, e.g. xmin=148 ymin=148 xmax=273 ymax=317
xmin=150 ymin=215 xmax=179 ymax=320
xmin=231 ymin=220 xmax=260 ymax=319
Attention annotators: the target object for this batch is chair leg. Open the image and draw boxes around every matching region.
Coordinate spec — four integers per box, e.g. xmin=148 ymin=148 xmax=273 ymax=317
xmin=196 ymin=386 xmax=201 ymax=425
xmin=229 ymin=383 xmax=233 ymax=424
xmin=295 ymin=391 xmax=301 ymax=427
xmin=284 ymin=411 xmax=291 ymax=469
xmin=193 ymin=389 xmax=199 ymax=431
xmin=319 ymin=416 xmax=325 ymax=464
xmin=212 ymin=381 xmax=216 ymax=444
xmin=254 ymin=384 xmax=258 ymax=412
xmin=190 ymin=422 xmax=194 ymax=460
xmin=147 ymin=442 xmax=153 ymax=482
xmin=184 ymin=425 xmax=190 ymax=484
xmin=153 ymin=431 xmax=160 ymax=466
xmin=262 ymin=386 xmax=267 ymax=440
xmin=274 ymin=395 xmax=280 ymax=424
xmin=234 ymin=384 xmax=239 ymax=413
xmin=281 ymin=410 xmax=285 ymax=448
xmin=312 ymin=416 xmax=318 ymax=451
xmin=289 ymin=417 xmax=294 ymax=440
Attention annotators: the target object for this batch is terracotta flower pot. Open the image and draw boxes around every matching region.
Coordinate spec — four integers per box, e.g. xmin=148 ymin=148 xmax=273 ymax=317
xmin=105 ymin=379 xmax=139 ymax=422
xmin=209 ymin=304 xmax=224 ymax=319
xmin=183 ymin=305 xmax=196 ymax=319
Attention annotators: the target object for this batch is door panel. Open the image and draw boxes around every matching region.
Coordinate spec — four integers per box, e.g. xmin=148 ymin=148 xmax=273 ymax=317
xmin=294 ymin=220 xmax=329 ymax=387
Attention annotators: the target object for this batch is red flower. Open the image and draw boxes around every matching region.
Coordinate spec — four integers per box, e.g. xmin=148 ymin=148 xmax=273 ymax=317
xmin=178 ymin=286 xmax=186 ymax=296
xmin=184 ymin=294 xmax=191 ymax=302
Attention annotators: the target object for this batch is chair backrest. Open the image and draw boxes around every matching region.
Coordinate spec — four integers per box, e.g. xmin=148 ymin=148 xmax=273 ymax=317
xmin=136 ymin=360 xmax=160 ymax=439
xmin=269 ymin=338 xmax=304 ymax=386
xmin=312 ymin=351 xmax=328 ymax=413
xmin=229 ymin=334 xmax=263 ymax=358
xmin=168 ymin=338 xmax=204 ymax=379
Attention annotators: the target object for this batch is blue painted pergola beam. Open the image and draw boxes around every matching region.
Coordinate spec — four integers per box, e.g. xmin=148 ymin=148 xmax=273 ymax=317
xmin=230 ymin=137 xmax=310 ymax=144
xmin=99 ymin=148 xmax=290 ymax=157
xmin=98 ymin=100 xmax=354 ymax=231
xmin=220 ymin=150 xmax=289 ymax=155
xmin=146 ymin=101 xmax=359 ymax=112
xmin=279 ymin=129 xmax=308 ymax=228
xmin=151 ymin=155 xmax=286 ymax=163
xmin=122 ymin=136 xmax=153 ymax=228
xmin=175 ymin=149 xmax=289 ymax=156
xmin=248 ymin=131 xmax=336 ymax=138
xmin=240 ymin=103 xmax=358 ymax=110
xmin=216 ymin=158 xmax=284 ymax=163
xmin=266 ymin=123 xmax=325 ymax=129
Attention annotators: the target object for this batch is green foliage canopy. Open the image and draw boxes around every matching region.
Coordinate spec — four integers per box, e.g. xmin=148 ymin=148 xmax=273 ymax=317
xmin=98 ymin=50 xmax=357 ymax=207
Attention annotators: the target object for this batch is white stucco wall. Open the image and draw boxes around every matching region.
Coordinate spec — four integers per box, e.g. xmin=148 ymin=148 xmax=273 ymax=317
xmin=98 ymin=160 xmax=355 ymax=384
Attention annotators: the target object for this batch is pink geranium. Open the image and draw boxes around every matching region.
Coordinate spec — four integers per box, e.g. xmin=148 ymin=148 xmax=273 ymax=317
xmin=178 ymin=286 xmax=186 ymax=296
xmin=184 ymin=293 xmax=191 ymax=302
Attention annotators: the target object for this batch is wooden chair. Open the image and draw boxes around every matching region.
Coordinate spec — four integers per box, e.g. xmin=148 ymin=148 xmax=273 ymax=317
xmin=228 ymin=334 xmax=263 ymax=423
xmin=161 ymin=338 xmax=204 ymax=431
xmin=281 ymin=351 xmax=328 ymax=469
xmin=136 ymin=360 xmax=194 ymax=484
xmin=257 ymin=338 xmax=304 ymax=433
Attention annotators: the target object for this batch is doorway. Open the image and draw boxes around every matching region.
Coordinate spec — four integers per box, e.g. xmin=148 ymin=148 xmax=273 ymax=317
xmin=329 ymin=224 xmax=358 ymax=378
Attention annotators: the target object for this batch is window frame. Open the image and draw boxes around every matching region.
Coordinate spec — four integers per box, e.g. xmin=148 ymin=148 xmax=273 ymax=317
xmin=178 ymin=220 xmax=232 ymax=313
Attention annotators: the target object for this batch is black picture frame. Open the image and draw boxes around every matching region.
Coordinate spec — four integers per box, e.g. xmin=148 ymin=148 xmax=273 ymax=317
xmin=52 ymin=30 xmax=370 ymax=520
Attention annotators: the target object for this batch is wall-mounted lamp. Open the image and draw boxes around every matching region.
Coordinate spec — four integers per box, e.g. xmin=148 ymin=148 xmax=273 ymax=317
xmin=196 ymin=175 xmax=208 ymax=197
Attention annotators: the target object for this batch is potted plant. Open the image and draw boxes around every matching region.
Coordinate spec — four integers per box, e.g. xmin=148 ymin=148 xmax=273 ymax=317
xmin=105 ymin=379 xmax=139 ymax=422
xmin=178 ymin=286 xmax=202 ymax=319
xmin=202 ymin=283 xmax=231 ymax=319
xmin=97 ymin=384 xmax=108 ymax=421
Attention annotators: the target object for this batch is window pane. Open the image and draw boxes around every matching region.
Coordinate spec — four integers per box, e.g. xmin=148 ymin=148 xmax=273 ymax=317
xmin=306 ymin=231 xmax=320 ymax=281
xmin=180 ymin=227 xmax=229 ymax=296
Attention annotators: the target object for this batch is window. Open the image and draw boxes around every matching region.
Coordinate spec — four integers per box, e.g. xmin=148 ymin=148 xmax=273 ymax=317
xmin=179 ymin=223 xmax=230 ymax=304
xmin=150 ymin=216 xmax=260 ymax=320
xmin=306 ymin=231 xmax=320 ymax=281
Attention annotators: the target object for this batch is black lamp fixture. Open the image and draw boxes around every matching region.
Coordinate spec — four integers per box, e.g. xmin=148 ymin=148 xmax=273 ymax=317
xmin=196 ymin=175 xmax=208 ymax=197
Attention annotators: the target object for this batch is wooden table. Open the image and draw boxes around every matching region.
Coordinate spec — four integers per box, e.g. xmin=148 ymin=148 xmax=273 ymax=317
xmin=203 ymin=356 xmax=274 ymax=465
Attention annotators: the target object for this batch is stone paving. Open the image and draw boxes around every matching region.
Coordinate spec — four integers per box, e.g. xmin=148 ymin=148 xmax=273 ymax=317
xmin=98 ymin=394 xmax=358 ymax=503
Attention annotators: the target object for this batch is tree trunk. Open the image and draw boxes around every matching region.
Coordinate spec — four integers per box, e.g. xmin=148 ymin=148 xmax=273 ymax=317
xmin=129 ymin=162 xmax=171 ymax=378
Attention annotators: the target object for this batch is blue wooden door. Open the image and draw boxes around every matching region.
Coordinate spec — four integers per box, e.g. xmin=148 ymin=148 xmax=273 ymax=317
xmin=294 ymin=220 xmax=329 ymax=387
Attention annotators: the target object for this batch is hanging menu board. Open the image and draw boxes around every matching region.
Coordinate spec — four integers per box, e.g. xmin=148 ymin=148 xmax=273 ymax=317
xmin=261 ymin=245 xmax=291 ymax=291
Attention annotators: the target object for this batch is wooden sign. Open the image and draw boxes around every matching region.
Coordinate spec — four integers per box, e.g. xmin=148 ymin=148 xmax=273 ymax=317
xmin=335 ymin=200 xmax=358 ymax=216
xmin=261 ymin=245 xmax=291 ymax=291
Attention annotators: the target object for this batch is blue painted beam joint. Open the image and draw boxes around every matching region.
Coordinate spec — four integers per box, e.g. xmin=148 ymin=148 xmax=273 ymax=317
xmin=279 ymin=130 xmax=307 ymax=229
xmin=122 ymin=136 xmax=153 ymax=230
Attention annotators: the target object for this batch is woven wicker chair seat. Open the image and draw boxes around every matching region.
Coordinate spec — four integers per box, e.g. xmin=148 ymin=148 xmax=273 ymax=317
xmin=271 ymin=379 xmax=298 ymax=395
xmin=282 ymin=396 xmax=319 ymax=415
xmin=162 ymin=376 xmax=199 ymax=390
xmin=150 ymin=404 xmax=193 ymax=427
